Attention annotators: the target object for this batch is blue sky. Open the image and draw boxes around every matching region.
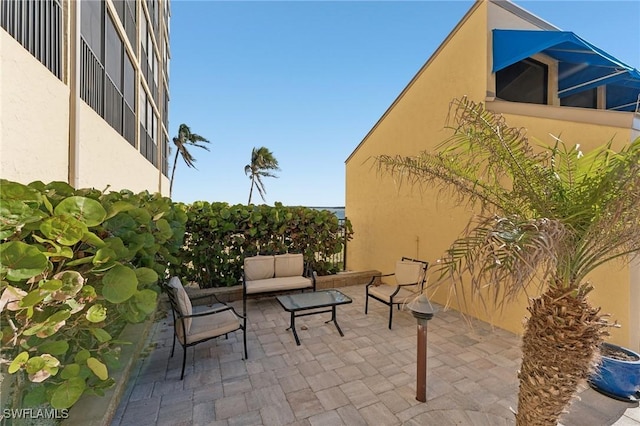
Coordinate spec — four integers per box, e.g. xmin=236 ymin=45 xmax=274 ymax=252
xmin=169 ymin=0 xmax=640 ymax=207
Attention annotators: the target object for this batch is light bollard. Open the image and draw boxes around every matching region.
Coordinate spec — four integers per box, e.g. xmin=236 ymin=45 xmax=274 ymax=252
xmin=408 ymin=293 xmax=435 ymax=403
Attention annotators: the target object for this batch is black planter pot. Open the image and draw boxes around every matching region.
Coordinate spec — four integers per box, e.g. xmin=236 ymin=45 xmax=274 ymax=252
xmin=589 ymin=342 xmax=640 ymax=402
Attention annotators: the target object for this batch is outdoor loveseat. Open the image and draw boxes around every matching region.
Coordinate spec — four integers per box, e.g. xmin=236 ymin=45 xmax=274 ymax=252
xmin=242 ymin=253 xmax=316 ymax=314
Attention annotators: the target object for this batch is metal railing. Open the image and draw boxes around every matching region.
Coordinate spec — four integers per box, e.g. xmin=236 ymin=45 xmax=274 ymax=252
xmin=81 ymin=37 xmax=139 ymax=150
xmin=321 ymin=218 xmax=348 ymax=272
xmin=139 ymin=124 xmax=157 ymax=166
xmin=1 ymin=0 xmax=63 ymax=80
xmin=124 ymin=104 xmax=135 ymax=146
xmin=80 ymin=39 xmax=104 ymax=116
xmin=161 ymin=136 xmax=169 ymax=176
xmin=105 ymin=75 xmax=124 ymax=134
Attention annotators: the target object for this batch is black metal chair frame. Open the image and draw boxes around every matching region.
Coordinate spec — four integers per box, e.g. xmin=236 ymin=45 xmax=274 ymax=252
xmin=162 ymin=281 xmax=247 ymax=380
xmin=364 ymin=256 xmax=429 ymax=329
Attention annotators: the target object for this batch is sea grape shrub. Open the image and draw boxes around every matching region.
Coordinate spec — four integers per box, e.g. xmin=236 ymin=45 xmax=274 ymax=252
xmin=0 ymin=180 xmax=186 ymax=410
xmin=173 ymin=202 xmax=353 ymax=288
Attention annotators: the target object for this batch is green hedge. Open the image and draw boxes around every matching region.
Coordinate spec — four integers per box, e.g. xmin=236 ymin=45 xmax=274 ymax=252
xmin=0 ymin=180 xmax=186 ymax=410
xmin=171 ymin=202 xmax=353 ymax=288
xmin=0 ymin=179 xmax=351 ymax=410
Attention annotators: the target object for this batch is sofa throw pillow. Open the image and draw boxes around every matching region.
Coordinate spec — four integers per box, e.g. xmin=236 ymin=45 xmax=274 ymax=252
xmin=244 ymin=255 xmax=275 ymax=281
xmin=275 ymin=253 xmax=304 ymax=278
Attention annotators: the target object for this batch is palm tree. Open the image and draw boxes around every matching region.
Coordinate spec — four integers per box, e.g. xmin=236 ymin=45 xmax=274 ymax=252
xmin=170 ymin=124 xmax=210 ymax=196
xmin=376 ymin=97 xmax=640 ymax=425
xmin=245 ymin=146 xmax=280 ymax=204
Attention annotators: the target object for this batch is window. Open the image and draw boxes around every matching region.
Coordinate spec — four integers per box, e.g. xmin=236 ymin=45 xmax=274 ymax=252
xmin=123 ymin=52 xmax=136 ymax=145
xmin=105 ymin=15 xmax=123 ymax=91
xmin=113 ymin=0 xmax=137 ymax=47
xmin=81 ymin=7 xmax=136 ymax=146
xmin=125 ymin=0 xmax=137 ymax=46
xmin=81 ymin=0 xmax=103 ymax=58
xmin=139 ymin=85 xmax=157 ymax=166
xmin=496 ymin=58 xmax=548 ymax=105
xmin=561 ymin=88 xmax=598 ymax=109
xmin=140 ymin=13 xmax=156 ymax=98
xmin=162 ymin=82 xmax=169 ymax=129
xmin=124 ymin=54 xmax=135 ymax=108
xmin=77 ymin=0 xmax=167 ymax=167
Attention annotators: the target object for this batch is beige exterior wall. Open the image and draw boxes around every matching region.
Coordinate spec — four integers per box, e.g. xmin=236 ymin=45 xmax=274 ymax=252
xmin=345 ymin=0 xmax=638 ymax=349
xmin=77 ymin=104 xmax=168 ymax=194
xmin=0 ymin=31 xmax=69 ymax=183
xmin=1 ymin=1 xmax=171 ymax=197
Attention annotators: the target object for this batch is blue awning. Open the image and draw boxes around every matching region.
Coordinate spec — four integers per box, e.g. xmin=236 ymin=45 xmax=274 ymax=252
xmin=492 ymin=29 xmax=640 ymax=112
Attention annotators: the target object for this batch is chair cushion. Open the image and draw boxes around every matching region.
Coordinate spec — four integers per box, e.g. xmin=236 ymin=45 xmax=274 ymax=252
xmin=167 ymin=277 xmax=193 ymax=338
xmin=184 ymin=307 xmax=241 ymax=345
xmin=274 ymin=253 xmax=304 ymax=278
xmin=245 ymin=276 xmax=313 ymax=294
xmin=395 ymin=260 xmax=424 ymax=287
xmin=244 ymin=256 xmax=275 ymax=281
xmin=368 ymin=284 xmax=419 ymax=304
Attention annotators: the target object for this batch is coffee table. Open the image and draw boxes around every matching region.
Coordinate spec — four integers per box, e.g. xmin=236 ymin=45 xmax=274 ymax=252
xmin=276 ymin=289 xmax=353 ymax=346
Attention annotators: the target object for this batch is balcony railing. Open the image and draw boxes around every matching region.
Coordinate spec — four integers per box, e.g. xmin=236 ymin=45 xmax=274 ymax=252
xmin=80 ymin=39 xmax=104 ymax=116
xmin=1 ymin=0 xmax=63 ymax=80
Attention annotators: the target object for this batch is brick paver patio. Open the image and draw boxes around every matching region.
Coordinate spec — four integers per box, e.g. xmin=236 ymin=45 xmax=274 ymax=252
xmin=111 ymin=285 xmax=640 ymax=425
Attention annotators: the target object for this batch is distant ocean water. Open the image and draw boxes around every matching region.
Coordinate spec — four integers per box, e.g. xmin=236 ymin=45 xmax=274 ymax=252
xmin=308 ymin=206 xmax=345 ymax=220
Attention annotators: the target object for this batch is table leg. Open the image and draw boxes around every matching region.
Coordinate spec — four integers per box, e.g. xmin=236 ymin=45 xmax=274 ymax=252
xmin=329 ymin=306 xmax=344 ymax=337
xmin=288 ymin=311 xmax=301 ymax=346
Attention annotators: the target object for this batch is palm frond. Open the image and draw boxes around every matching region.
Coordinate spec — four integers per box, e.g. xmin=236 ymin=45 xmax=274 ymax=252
xmin=255 ymin=175 xmax=267 ymax=202
xmin=245 ymin=146 xmax=279 ymax=203
xmin=172 ymin=124 xmax=211 ymax=170
xmin=571 ymin=138 xmax=640 ymax=280
xmin=431 ymin=215 xmax=566 ymax=310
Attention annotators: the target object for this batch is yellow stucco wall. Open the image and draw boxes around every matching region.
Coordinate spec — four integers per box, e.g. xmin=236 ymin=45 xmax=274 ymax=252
xmin=346 ymin=1 xmax=488 ymax=272
xmin=0 ymin=31 xmax=70 ymax=183
xmin=345 ymin=0 xmax=638 ymax=350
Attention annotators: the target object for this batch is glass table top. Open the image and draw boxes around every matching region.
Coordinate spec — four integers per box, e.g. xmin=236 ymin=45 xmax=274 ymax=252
xmin=276 ymin=289 xmax=352 ymax=312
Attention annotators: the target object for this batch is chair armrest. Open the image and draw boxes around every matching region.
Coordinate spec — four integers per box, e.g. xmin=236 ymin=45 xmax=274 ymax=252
xmin=188 ymin=292 xmax=225 ymax=304
xmin=367 ymin=272 xmax=393 ymax=287
xmin=193 ymin=304 xmax=246 ymax=321
xmin=178 ymin=304 xmax=234 ymax=320
xmin=397 ymin=281 xmax=419 ymax=287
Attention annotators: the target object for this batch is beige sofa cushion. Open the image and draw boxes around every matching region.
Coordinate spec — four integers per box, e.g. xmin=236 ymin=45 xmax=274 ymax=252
xmin=368 ymin=284 xmax=418 ymax=304
xmin=244 ymin=255 xmax=274 ymax=281
xmin=274 ymin=253 xmax=304 ymax=277
xmin=245 ymin=276 xmax=313 ymax=294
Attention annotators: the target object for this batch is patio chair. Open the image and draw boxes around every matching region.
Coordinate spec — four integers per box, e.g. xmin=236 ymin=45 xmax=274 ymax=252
xmin=365 ymin=257 xmax=429 ymax=329
xmin=162 ymin=277 xmax=247 ymax=379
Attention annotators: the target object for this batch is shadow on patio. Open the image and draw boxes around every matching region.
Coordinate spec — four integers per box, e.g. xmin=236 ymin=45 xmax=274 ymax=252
xmin=111 ymin=284 xmax=639 ymax=426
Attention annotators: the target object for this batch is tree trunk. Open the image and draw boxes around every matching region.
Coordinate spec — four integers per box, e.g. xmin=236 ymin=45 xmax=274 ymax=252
xmin=169 ymin=150 xmax=179 ymax=197
xmin=515 ymin=286 xmax=609 ymax=425
xmin=248 ymin=177 xmax=254 ymax=205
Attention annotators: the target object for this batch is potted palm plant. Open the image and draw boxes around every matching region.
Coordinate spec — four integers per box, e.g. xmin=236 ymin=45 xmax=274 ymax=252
xmin=376 ymin=97 xmax=640 ymax=425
